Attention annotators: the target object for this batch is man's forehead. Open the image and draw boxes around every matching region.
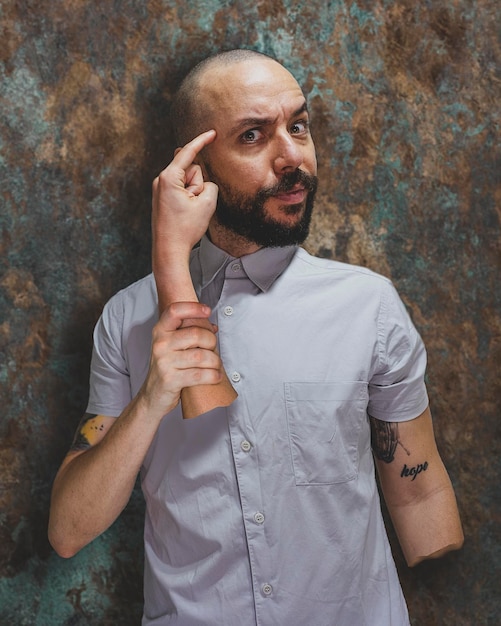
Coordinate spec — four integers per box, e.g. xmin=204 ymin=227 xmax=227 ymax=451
xmin=205 ymin=57 xmax=297 ymax=82
xmin=199 ymin=59 xmax=306 ymax=126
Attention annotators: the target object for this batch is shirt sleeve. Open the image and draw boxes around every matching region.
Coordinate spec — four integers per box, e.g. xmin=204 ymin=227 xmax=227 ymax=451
xmin=86 ymin=292 xmax=132 ymax=417
xmin=367 ymin=280 xmax=429 ymax=422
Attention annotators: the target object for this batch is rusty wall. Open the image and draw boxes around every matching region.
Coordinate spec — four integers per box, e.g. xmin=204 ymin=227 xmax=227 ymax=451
xmin=1 ymin=1 xmax=499 ymax=624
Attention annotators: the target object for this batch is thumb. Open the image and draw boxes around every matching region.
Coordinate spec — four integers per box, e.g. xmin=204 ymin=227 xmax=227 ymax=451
xmin=201 ymin=180 xmax=219 ymax=204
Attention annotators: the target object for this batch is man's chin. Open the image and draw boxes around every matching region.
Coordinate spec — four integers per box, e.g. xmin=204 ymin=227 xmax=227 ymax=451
xmin=265 ymin=200 xmax=305 ymax=219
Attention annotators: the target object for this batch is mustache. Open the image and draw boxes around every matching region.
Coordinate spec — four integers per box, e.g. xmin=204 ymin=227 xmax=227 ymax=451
xmin=259 ymin=169 xmax=318 ymax=198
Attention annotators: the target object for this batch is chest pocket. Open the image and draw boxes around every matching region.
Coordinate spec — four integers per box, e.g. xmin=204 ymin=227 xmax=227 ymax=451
xmin=285 ymin=381 xmax=368 ymax=485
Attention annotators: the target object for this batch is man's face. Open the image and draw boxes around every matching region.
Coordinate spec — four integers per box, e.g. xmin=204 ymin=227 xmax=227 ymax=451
xmin=199 ymin=59 xmax=318 ymax=248
xmin=205 ymin=161 xmax=318 ymax=247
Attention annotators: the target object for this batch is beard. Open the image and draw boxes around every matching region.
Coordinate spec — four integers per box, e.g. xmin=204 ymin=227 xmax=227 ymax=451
xmin=206 ymin=166 xmax=318 ymax=247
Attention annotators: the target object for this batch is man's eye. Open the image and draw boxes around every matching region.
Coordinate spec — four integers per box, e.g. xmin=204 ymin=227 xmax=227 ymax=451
xmin=241 ymin=129 xmax=262 ymax=143
xmin=290 ymin=120 xmax=309 ymax=135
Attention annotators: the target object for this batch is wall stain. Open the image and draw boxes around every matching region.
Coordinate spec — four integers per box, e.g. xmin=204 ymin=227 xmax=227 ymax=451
xmin=1 ymin=1 xmax=500 ymax=624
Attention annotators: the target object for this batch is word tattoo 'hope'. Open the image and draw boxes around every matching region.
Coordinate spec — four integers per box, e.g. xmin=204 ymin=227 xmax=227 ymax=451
xmin=400 ymin=462 xmax=428 ymax=481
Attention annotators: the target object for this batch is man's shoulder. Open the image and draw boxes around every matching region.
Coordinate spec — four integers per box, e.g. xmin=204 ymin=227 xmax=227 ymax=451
xmin=292 ymin=247 xmax=392 ymax=285
xmin=103 ymin=273 xmax=157 ymax=318
xmin=108 ymin=273 xmax=156 ymax=299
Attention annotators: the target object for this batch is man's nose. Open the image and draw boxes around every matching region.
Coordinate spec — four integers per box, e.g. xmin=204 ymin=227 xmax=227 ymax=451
xmin=273 ymin=132 xmax=303 ymax=173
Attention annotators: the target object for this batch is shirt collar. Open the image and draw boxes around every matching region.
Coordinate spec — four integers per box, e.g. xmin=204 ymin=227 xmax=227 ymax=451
xmin=198 ymin=235 xmax=233 ymax=289
xmin=197 ymin=235 xmax=297 ymax=293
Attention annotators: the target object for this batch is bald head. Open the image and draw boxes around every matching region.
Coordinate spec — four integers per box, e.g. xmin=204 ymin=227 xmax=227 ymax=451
xmin=171 ymin=50 xmax=291 ymax=146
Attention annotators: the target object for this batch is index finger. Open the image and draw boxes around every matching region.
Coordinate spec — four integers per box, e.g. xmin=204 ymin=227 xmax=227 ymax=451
xmin=172 ymin=130 xmax=216 ymax=171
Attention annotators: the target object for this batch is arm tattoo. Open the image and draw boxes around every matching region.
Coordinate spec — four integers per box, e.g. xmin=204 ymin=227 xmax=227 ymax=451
xmin=69 ymin=413 xmax=104 ymax=452
xmin=401 ymin=461 xmax=429 ymax=480
xmin=369 ymin=416 xmax=410 ymax=463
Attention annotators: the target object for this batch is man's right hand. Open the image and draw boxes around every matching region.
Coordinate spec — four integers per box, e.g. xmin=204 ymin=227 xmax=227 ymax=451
xmin=152 ymin=129 xmax=218 ymax=267
xmin=138 ymin=301 xmax=223 ymax=419
xmin=152 ymin=129 xmax=219 ymax=311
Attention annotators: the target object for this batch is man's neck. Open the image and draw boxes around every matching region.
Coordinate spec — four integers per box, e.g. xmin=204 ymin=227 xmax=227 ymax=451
xmin=207 ymin=220 xmax=262 ymax=258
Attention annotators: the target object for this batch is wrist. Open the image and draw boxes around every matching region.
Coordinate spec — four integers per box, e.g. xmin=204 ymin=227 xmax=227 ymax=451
xmin=133 ymin=385 xmax=178 ymax=425
xmin=153 ymin=257 xmax=198 ymax=308
xmin=154 ymin=273 xmax=198 ymax=309
xmin=152 ymin=229 xmax=193 ymax=263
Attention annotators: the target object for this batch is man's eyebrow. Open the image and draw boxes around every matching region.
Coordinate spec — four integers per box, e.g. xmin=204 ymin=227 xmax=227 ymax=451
xmin=293 ymin=101 xmax=309 ymax=117
xmin=229 ymin=115 xmax=277 ymax=136
xmin=229 ymin=100 xmax=309 ymax=136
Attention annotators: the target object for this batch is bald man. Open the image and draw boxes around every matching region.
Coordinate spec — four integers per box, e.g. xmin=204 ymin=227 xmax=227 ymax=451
xmin=49 ymin=50 xmax=463 ymax=625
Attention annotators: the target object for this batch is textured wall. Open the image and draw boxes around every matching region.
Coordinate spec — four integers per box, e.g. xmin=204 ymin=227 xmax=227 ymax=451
xmin=1 ymin=0 xmax=499 ymax=624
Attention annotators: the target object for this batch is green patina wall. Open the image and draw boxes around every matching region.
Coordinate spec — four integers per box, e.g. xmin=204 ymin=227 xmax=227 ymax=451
xmin=1 ymin=0 xmax=499 ymax=624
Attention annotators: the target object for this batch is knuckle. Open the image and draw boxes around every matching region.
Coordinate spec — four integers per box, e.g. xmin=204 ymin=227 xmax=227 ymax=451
xmin=191 ymin=369 xmax=203 ymax=383
xmin=165 ymin=302 xmax=180 ymax=317
xmin=157 ymin=170 xmax=170 ymax=189
xmin=187 ymin=325 xmax=203 ymax=343
xmin=190 ymin=348 xmax=204 ymax=364
xmin=150 ymin=340 xmax=162 ymax=359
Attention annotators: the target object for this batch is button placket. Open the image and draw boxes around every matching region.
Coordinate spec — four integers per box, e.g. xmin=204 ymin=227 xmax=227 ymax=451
xmin=219 ymin=280 xmax=273 ymax=609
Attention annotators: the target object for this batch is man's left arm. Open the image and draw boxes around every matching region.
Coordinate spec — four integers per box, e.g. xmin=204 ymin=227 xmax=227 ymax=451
xmin=370 ymin=406 xmax=464 ymax=567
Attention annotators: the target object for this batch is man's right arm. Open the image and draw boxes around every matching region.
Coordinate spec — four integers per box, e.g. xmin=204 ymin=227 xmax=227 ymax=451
xmin=48 ymin=302 xmax=222 ymax=558
xmin=49 ymin=131 xmax=225 ymax=557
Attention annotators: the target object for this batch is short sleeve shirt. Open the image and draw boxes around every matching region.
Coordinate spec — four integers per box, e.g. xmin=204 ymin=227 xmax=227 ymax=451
xmin=87 ymin=237 xmax=428 ymax=625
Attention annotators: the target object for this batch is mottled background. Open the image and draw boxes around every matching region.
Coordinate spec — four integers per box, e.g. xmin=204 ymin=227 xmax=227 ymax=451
xmin=1 ymin=0 xmax=499 ymax=624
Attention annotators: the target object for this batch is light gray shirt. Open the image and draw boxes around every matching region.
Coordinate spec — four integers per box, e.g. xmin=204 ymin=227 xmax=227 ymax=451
xmin=88 ymin=236 xmax=428 ymax=625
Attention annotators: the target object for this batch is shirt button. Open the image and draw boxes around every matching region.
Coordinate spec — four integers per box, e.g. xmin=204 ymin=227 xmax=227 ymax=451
xmin=254 ymin=512 xmax=265 ymax=525
xmin=240 ymin=440 xmax=252 ymax=453
xmin=231 ymin=371 xmax=241 ymax=383
xmin=231 ymin=262 xmax=241 ymax=271
xmin=224 ymin=306 xmax=233 ymax=316
xmin=262 ymin=583 xmax=273 ymax=596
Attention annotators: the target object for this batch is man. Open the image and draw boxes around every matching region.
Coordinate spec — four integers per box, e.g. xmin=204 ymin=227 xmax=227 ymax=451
xmin=49 ymin=49 xmax=464 ymax=625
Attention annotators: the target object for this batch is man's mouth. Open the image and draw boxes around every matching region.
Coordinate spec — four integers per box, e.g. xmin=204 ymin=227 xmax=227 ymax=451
xmin=273 ymin=185 xmax=307 ymax=204
xmin=259 ymin=169 xmax=318 ymax=209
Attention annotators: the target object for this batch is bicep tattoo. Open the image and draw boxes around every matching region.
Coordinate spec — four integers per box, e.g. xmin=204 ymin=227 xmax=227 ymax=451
xmin=370 ymin=416 xmax=430 ymax=481
xmin=69 ymin=412 xmax=106 ymax=452
xmin=369 ymin=415 xmax=410 ymax=463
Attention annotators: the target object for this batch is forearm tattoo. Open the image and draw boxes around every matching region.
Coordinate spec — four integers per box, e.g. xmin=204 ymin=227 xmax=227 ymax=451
xmin=369 ymin=416 xmax=410 ymax=463
xmin=69 ymin=413 xmax=104 ymax=451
